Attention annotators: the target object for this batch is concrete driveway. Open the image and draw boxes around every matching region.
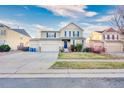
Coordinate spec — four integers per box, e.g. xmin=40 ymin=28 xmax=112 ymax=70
xmin=0 ymin=52 xmax=58 ymax=73
xmin=109 ymin=52 xmax=124 ymax=57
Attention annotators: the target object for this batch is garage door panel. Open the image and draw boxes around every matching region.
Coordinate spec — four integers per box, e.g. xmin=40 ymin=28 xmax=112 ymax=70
xmin=105 ymin=42 xmax=123 ymax=53
xmin=40 ymin=41 xmax=61 ymax=52
xmin=41 ymin=44 xmax=59 ymax=52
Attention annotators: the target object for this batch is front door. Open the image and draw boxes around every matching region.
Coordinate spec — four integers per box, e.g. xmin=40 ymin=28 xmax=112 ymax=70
xmin=64 ymin=41 xmax=67 ymax=48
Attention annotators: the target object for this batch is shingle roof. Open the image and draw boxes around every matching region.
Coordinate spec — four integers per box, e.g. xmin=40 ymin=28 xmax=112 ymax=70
xmin=95 ymin=31 xmax=104 ymax=33
xmin=0 ymin=23 xmax=10 ymax=28
xmin=105 ymin=28 xmax=116 ymax=32
xmin=11 ymin=29 xmax=31 ymax=37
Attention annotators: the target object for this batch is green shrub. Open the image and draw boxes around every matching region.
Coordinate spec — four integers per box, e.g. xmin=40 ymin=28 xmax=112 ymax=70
xmin=0 ymin=45 xmax=11 ymax=52
xmin=83 ymin=47 xmax=92 ymax=52
xmin=75 ymin=44 xmax=82 ymax=52
xmin=70 ymin=45 xmax=75 ymax=52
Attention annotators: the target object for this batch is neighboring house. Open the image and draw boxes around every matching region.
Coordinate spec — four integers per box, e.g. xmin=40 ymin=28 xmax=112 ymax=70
xmin=86 ymin=31 xmax=104 ymax=52
xmin=0 ymin=23 xmax=31 ymax=50
xmin=103 ymin=28 xmax=123 ymax=53
xmin=30 ymin=23 xmax=85 ymax=52
xmin=87 ymin=27 xmax=124 ymax=53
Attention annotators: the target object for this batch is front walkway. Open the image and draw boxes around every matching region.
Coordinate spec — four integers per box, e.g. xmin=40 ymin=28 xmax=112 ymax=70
xmin=0 ymin=52 xmax=58 ymax=73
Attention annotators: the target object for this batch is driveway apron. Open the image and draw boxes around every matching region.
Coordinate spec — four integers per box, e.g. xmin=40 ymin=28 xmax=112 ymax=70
xmin=0 ymin=52 xmax=58 ymax=73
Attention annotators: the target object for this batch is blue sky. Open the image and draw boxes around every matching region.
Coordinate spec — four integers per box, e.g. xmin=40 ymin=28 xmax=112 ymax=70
xmin=0 ymin=5 xmax=116 ymax=37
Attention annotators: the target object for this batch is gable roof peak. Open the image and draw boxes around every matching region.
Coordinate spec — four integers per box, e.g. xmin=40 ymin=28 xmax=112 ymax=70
xmin=104 ymin=27 xmax=116 ymax=32
xmin=59 ymin=22 xmax=83 ymax=31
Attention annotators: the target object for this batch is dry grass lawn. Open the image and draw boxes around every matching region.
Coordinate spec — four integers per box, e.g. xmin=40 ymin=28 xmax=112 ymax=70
xmin=59 ymin=52 xmax=123 ymax=59
xmin=51 ymin=62 xmax=124 ymax=69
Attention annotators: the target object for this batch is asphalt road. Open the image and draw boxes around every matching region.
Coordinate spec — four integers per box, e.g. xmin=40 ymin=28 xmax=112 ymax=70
xmin=0 ymin=78 xmax=124 ymax=88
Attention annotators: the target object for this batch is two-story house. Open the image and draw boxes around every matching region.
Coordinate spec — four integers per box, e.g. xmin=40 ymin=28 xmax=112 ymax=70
xmin=87 ymin=27 xmax=124 ymax=53
xmin=0 ymin=23 xmax=31 ymax=50
xmin=30 ymin=23 xmax=85 ymax=52
xmin=103 ymin=28 xmax=123 ymax=53
xmin=86 ymin=31 xmax=104 ymax=49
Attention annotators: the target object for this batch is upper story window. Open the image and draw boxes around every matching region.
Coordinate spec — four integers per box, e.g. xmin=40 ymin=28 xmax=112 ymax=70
xmin=73 ymin=31 xmax=75 ymax=37
xmin=54 ymin=33 xmax=56 ymax=38
xmin=117 ymin=35 xmax=119 ymax=40
xmin=0 ymin=30 xmax=6 ymax=36
xmin=77 ymin=31 xmax=79 ymax=37
xmin=112 ymin=35 xmax=114 ymax=40
xmin=46 ymin=32 xmax=56 ymax=38
xmin=47 ymin=32 xmax=48 ymax=38
xmin=107 ymin=35 xmax=110 ymax=40
xmin=69 ymin=31 xmax=71 ymax=37
xmin=65 ymin=31 xmax=67 ymax=37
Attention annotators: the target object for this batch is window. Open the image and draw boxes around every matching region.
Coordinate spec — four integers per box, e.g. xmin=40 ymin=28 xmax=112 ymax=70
xmin=73 ymin=31 xmax=75 ymax=37
xmin=77 ymin=31 xmax=79 ymax=37
xmin=0 ymin=40 xmax=5 ymax=45
xmin=46 ymin=32 xmax=48 ymax=38
xmin=112 ymin=35 xmax=114 ymax=40
xmin=73 ymin=40 xmax=75 ymax=45
xmin=65 ymin=31 xmax=67 ymax=37
xmin=54 ymin=33 xmax=56 ymax=38
xmin=0 ymin=30 xmax=6 ymax=36
xmin=46 ymin=32 xmax=56 ymax=38
xmin=107 ymin=35 xmax=110 ymax=40
xmin=117 ymin=35 xmax=119 ymax=40
xmin=69 ymin=31 xmax=71 ymax=37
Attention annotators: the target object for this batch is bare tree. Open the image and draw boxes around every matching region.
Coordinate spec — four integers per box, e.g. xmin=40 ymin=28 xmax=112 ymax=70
xmin=110 ymin=6 xmax=124 ymax=33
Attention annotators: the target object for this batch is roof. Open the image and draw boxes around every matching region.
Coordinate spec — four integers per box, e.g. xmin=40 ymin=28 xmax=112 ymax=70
xmin=41 ymin=31 xmax=60 ymax=33
xmin=11 ymin=29 xmax=31 ymax=37
xmin=104 ymin=28 xmax=117 ymax=32
xmin=59 ymin=22 xmax=84 ymax=31
xmin=95 ymin=31 xmax=104 ymax=33
xmin=0 ymin=23 xmax=10 ymax=28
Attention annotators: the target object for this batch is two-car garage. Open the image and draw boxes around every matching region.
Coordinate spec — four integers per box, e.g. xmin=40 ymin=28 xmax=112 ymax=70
xmin=39 ymin=40 xmax=61 ymax=52
xmin=30 ymin=39 xmax=62 ymax=52
xmin=104 ymin=41 xmax=123 ymax=53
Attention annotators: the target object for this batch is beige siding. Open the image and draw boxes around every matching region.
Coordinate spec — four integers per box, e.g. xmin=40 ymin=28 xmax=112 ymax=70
xmin=0 ymin=28 xmax=30 ymax=50
xmin=104 ymin=42 xmax=123 ymax=53
xmin=30 ymin=40 xmax=63 ymax=52
xmin=60 ymin=23 xmax=83 ymax=37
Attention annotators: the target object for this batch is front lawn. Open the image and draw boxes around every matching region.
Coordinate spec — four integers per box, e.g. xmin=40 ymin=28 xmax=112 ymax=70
xmin=59 ymin=52 xmax=123 ymax=59
xmin=51 ymin=62 xmax=124 ymax=69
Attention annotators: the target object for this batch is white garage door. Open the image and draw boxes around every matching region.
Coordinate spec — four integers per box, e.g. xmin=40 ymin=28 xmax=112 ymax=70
xmin=41 ymin=44 xmax=59 ymax=52
xmin=40 ymin=41 xmax=61 ymax=52
xmin=105 ymin=42 xmax=123 ymax=53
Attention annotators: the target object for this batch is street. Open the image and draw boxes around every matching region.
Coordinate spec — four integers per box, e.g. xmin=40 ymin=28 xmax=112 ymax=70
xmin=0 ymin=78 xmax=124 ymax=88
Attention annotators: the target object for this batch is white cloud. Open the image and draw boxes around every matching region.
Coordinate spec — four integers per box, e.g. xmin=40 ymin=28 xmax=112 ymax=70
xmin=85 ymin=11 xmax=97 ymax=17
xmin=33 ymin=24 xmax=54 ymax=30
xmin=58 ymin=21 xmax=70 ymax=28
xmin=83 ymin=24 xmax=110 ymax=37
xmin=79 ymin=22 xmax=92 ymax=26
xmin=0 ymin=19 xmax=54 ymax=38
xmin=38 ymin=5 xmax=97 ymax=18
xmin=96 ymin=15 xmax=113 ymax=22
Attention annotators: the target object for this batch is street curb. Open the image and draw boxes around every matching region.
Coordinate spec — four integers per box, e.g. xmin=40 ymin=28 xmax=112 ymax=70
xmin=0 ymin=73 xmax=124 ymax=78
xmin=0 ymin=69 xmax=124 ymax=78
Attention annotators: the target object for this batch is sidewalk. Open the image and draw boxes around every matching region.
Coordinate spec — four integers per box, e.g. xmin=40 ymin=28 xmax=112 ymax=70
xmin=1 ymin=69 xmax=124 ymax=78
